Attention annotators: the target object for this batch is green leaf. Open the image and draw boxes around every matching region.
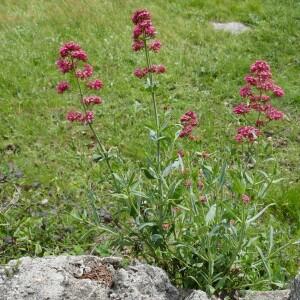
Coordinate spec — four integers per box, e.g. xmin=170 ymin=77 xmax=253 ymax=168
xmin=138 ymin=222 xmax=156 ymax=231
xmin=268 ymin=226 xmax=274 ymax=256
xmin=142 ymin=167 xmax=157 ymax=179
xmin=202 ymin=164 xmax=213 ymax=179
xmin=92 ymin=154 xmax=104 ymax=162
xmin=149 ymin=129 xmax=157 ymax=141
xmin=231 ymin=175 xmax=246 ymax=194
xmin=151 ymin=234 xmax=163 ymax=243
xmin=205 ymin=204 xmax=217 ymax=225
xmin=258 ymin=182 xmax=269 ymax=198
xmin=244 ymin=172 xmax=254 ymax=185
xmin=218 ymin=162 xmax=227 ymax=187
xmin=246 ymin=203 xmax=275 ymax=225
xmin=271 ymin=178 xmax=285 ymax=184
xmin=162 ymin=159 xmax=180 ymax=177
xmin=256 ymin=245 xmax=272 ymax=279
xmin=35 ymin=243 xmax=42 ymax=255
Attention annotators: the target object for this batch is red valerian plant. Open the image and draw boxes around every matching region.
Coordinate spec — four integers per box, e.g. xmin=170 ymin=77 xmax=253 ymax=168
xmin=55 ymin=41 xmax=117 ymax=187
xmin=55 ymin=10 xmax=297 ymax=297
xmin=233 ymin=60 xmax=285 ymax=143
xmin=130 ymin=9 xmax=170 ymax=204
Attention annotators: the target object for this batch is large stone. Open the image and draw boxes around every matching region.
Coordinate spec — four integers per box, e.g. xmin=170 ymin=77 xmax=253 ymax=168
xmin=289 ymin=271 xmax=300 ymax=300
xmin=211 ymin=22 xmax=250 ymax=34
xmin=0 ymin=255 xmax=181 ymax=300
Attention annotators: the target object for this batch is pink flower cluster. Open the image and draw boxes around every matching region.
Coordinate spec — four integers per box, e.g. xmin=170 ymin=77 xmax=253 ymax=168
xmin=131 ymin=9 xmax=166 ymax=78
xmin=66 ymin=111 xmax=94 ymax=124
xmin=56 ymin=81 xmax=70 ymax=94
xmin=235 ymin=126 xmax=260 ymax=143
xmin=56 ymin=41 xmax=105 ymax=125
xmin=134 ymin=64 xmax=166 ymax=78
xmin=82 ymin=96 xmax=102 ymax=105
xmin=131 ymin=9 xmax=155 ymax=45
xmin=179 ymin=111 xmax=198 ymax=138
xmin=242 ymin=194 xmax=251 ymax=204
xmin=234 ymin=60 xmax=285 ymax=143
xmin=75 ymin=64 xmax=93 ymax=79
xmin=56 ymin=41 xmax=104 ymax=94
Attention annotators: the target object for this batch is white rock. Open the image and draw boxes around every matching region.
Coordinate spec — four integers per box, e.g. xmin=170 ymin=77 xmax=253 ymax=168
xmin=211 ymin=22 xmax=250 ymax=34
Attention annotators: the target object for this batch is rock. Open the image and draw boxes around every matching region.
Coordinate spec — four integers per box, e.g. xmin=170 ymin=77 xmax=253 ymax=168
xmin=185 ymin=290 xmax=210 ymax=300
xmin=289 ymin=271 xmax=300 ymax=300
xmin=211 ymin=22 xmax=250 ymax=34
xmin=242 ymin=290 xmax=290 ymax=300
xmin=0 ymin=256 xmax=109 ymax=300
xmin=0 ymin=255 xmax=181 ymax=300
xmin=0 ymin=255 xmax=296 ymax=300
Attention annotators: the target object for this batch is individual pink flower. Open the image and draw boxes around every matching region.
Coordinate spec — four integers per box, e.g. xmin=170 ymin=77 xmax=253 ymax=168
xmin=199 ymin=195 xmax=207 ymax=204
xmin=261 ymin=95 xmax=270 ymax=102
xmin=144 ymin=24 xmax=156 ymax=37
xmin=71 ymin=49 xmax=88 ymax=61
xmin=149 ymin=64 xmax=166 ymax=74
xmin=132 ymin=40 xmax=144 ymax=51
xmin=184 ymin=179 xmax=192 ymax=188
xmin=259 ymin=81 xmax=274 ymax=91
xmin=87 ymin=79 xmax=103 ymax=90
xmin=75 ymin=64 xmax=93 ymax=79
xmin=250 ymin=102 xmax=265 ymax=112
xmin=180 ymin=111 xmax=198 ymax=126
xmin=156 ymin=64 xmax=166 ymax=74
xmin=56 ymin=59 xmax=73 ymax=73
xmin=264 ymin=106 xmax=284 ymax=120
xmin=200 ymin=151 xmax=210 ymax=159
xmin=177 ymin=150 xmax=184 ymax=157
xmin=235 ymin=126 xmax=260 ymax=143
xmin=179 ymin=125 xmax=193 ymax=138
xmin=66 ymin=111 xmax=84 ymax=122
xmin=149 ymin=40 xmax=161 ymax=52
xmin=197 ymin=180 xmax=204 ymax=190
xmin=82 ymin=96 xmax=102 ymax=105
xmin=134 ymin=68 xmax=148 ymax=78
xmin=244 ymin=75 xmax=257 ymax=86
xmin=162 ymin=223 xmax=171 ymax=231
xmin=133 ymin=25 xmax=143 ymax=39
xmin=272 ymin=85 xmax=284 ymax=97
xmin=84 ymin=111 xmax=94 ymax=123
xmin=239 ymin=85 xmax=252 ymax=98
xmin=242 ymin=194 xmax=251 ymax=204
xmin=233 ymin=103 xmax=251 ymax=115
xmin=56 ymin=81 xmax=70 ymax=94
xmin=255 ymin=120 xmax=265 ymax=127
xmin=59 ymin=41 xmax=81 ymax=57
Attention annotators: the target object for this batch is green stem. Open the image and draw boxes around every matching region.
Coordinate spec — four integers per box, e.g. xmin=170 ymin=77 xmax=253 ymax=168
xmin=73 ymin=66 xmax=119 ymax=191
xmin=224 ymin=206 xmax=247 ymax=276
xmin=143 ymin=39 xmax=163 ymax=206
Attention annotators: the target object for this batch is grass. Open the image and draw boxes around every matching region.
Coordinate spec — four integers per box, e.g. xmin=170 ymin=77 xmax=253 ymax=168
xmin=0 ymin=0 xmax=299 ymax=281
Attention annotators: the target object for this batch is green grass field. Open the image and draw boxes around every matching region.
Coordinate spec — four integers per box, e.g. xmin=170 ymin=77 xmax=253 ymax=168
xmin=0 ymin=0 xmax=299 ymax=278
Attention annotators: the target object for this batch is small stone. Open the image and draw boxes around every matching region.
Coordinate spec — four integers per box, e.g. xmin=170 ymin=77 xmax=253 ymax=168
xmin=185 ymin=290 xmax=210 ymax=300
xmin=241 ymin=290 xmax=290 ymax=300
xmin=41 ymin=198 xmax=49 ymax=205
xmin=211 ymin=22 xmax=250 ymax=34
